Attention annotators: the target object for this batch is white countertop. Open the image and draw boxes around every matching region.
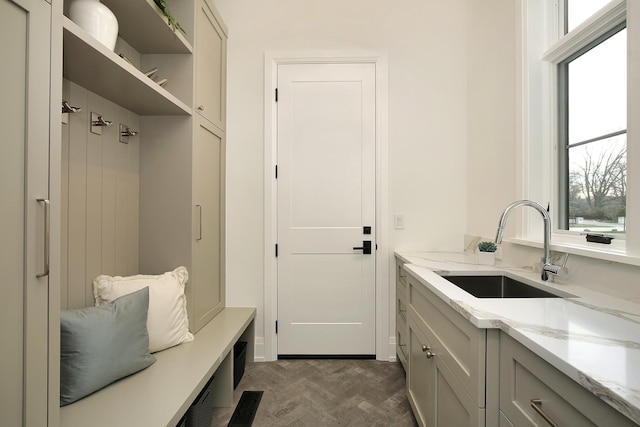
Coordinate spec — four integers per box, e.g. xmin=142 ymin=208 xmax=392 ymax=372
xmin=396 ymin=251 xmax=640 ymax=425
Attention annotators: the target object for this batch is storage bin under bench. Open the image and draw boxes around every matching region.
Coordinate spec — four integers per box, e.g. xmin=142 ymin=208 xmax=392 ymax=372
xmin=60 ymin=307 xmax=255 ymax=427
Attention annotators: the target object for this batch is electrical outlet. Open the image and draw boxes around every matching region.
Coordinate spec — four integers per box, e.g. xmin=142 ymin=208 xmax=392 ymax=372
xmin=394 ymin=214 xmax=405 ymax=230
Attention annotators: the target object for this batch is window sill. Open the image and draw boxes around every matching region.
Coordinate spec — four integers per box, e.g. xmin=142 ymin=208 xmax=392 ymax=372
xmin=507 ymin=236 xmax=640 ymax=267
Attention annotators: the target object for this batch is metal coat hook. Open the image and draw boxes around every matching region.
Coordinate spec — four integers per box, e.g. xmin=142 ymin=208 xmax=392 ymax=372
xmin=62 ymin=101 xmax=81 ymax=114
xmin=61 ymin=101 xmax=82 ymax=125
xmin=90 ymin=112 xmax=112 ymax=135
xmin=119 ymin=124 xmax=139 ymax=144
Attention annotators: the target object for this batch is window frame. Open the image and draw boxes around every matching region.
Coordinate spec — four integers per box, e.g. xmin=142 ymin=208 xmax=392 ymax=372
xmin=517 ymin=0 xmax=640 ymax=265
xmin=556 ymin=23 xmax=627 ymax=232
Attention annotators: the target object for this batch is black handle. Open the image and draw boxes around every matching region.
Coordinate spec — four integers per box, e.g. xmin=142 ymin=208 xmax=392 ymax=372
xmin=353 ymin=240 xmax=372 ymax=255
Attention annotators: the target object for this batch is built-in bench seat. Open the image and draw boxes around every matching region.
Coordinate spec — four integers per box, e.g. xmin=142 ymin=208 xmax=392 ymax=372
xmin=60 ymin=307 xmax=256 ymax=427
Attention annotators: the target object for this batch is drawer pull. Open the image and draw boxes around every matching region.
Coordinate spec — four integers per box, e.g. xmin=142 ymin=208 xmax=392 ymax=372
xmin=421 ymin=345 xmax=435 ymax=359
xmin=531 ymin=399 xmax=559 ymax=427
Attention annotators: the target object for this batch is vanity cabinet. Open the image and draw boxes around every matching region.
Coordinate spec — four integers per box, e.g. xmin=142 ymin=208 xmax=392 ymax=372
xmin=405 ymin=267 xmax=488 ymax=427
xmin=396 ymin=258 xmax=409 ymax=368
xmin=499 ymin=333 xmax=637 ymax=427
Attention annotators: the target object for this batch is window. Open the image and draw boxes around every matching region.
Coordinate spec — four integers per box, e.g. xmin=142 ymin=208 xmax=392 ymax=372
xmin=544 ymin=0 xmax=628 ymax=238
xmin=518 ymin=0 xmax=640 ymax=260
xmin=559 ymin=26 xmax=627 ymax=235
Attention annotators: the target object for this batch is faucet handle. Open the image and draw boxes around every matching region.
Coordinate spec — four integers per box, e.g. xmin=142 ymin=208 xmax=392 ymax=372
xmin=543 ymin=253 xmax=569 ymax=280
xmin=544 ymin=263 xmax=568 ymax=278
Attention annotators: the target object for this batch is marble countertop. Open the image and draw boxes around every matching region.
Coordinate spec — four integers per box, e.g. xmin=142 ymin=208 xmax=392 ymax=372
xmin=396 ymin=251 xmax=640 ymax=424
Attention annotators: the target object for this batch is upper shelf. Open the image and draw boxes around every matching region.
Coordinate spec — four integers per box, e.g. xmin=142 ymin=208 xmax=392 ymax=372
xmin=100 ymin=0 xmax=192 ymax=54
xmin=63 ymin=17 xmax=192 ymax=116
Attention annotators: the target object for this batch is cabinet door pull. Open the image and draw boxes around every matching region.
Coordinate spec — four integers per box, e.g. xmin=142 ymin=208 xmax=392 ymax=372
xmin=421 ymin=345 xmax=435 ymax=359
xmin=530 ymin=399 xmax=559 ymax=427
xmin=196 ymin=204 xmax=202 ymax=241
xmin=36 ymin=199 xmax=50 ymax=278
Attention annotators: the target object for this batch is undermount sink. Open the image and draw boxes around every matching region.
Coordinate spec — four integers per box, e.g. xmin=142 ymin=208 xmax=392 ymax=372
xmin=440 ymin=274 xmax=568 ymax=298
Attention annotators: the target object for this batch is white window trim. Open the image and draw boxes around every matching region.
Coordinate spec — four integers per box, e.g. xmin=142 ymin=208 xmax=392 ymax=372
xmin=516 ymin=0 xmax=640 ymax=265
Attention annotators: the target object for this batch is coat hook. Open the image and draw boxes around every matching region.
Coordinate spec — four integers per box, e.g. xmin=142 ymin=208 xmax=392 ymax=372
xmin=119 ymin=123 xmax=139 ymax=144
xmin=90 ymin=112 xmax=112 ymax=135
xmin=62 ymin=101 xmax=81 ymax=114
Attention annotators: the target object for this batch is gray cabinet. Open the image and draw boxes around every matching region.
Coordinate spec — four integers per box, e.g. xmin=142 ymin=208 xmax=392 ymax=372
xmin=500 ymin=333 xmax=637 ymax=427
xmin=405 ymin=267 xmax=487 ymax=427
xmin=190 ymin=117 xmax=226 ymax=330
xmin=1 ymin=0 xmax=56 ymax=424
xmin=61 ymin=0 xmax=227 ymax=334
xmin=398 ymin=258 xmax=635 ymax=426
xmin=138 ymin=0 xmax=228 ymax=334
xmin=195 ymin=0 xmax=227 ymax=130
xmin=396 ymin=258 xmax=408 ymax=368
xmin=408 ymin=319 xmax=483 ymax=427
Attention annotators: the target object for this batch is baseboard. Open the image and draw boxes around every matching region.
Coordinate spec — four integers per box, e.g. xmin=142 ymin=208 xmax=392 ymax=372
xmin=252 ymin=336 xmax=265 ymax=362
xmin=388 ymin=336 xmax=397 ymax=362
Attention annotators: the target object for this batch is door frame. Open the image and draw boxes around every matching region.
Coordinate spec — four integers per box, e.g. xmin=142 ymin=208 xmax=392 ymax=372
xmin=263 ymin=50 xmax=390 ymax=362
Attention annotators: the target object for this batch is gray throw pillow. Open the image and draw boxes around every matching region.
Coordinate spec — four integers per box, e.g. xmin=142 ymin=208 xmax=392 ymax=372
xmin=60 ymin=286 xmax=156 ymax=406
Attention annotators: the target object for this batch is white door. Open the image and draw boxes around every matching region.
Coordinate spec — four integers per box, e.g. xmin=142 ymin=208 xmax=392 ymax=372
xmin=277 ymin=62 xmax=376 ymax=356
xmin=0 ymin=0 xmax=51 ymax=424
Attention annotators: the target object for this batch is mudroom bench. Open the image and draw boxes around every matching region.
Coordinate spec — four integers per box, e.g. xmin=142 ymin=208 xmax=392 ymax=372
xmin=60 ymin=307 xmax=256 ymax=427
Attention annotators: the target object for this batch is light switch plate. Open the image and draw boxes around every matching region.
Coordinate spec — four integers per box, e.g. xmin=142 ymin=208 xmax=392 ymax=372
xmin=394 ymin=214 xmax=405 ymax=230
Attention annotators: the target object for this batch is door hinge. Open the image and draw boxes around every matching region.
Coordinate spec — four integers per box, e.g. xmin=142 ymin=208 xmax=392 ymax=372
xmin=275 ymin=164 xmax=278 ymax=179
xmin=275 ymin=88 xmax=278 ymax=102
xmin=275 ymin=320 xmax=278 ymax=334
xmin=275 ymin=243 xmax=278 ymax=257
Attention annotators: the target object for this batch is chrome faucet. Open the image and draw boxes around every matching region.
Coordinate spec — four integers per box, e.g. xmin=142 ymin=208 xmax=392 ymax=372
xmin=495 ymin=200 xmax=568 ymax=282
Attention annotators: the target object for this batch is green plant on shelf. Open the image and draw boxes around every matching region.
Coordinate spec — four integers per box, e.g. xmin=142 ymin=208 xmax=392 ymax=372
xmin=477 ymin=241 xmax=497 ymax=252
xmin=154 ymin=0 xmax=186 ymax=35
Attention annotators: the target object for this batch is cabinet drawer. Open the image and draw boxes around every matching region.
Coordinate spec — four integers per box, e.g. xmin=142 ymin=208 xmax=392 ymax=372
xmin=500 ymin=333 xmax=636 ymax=427
xmin=408 ymin=273 xmax=486 ymax=406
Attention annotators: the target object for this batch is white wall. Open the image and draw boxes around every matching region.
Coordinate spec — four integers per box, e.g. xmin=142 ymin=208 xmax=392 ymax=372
xmin=466 ymin=0 xmax=518 ymax=238
xmin=212 ymin=0 xmax=470 ymax=357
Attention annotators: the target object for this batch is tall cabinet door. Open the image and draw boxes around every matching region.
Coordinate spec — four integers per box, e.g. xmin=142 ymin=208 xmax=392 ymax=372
xmin=195 ymin=0 xmax=227 ymax=130
xmin=191 ymin=118 xmax=225 ymax=332
xmin=0 ymin=0 xmax=51 ymax=425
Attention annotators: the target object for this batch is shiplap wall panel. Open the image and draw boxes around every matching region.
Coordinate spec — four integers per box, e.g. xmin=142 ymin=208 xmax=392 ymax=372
xmin=101 ymin=99 xmax=117 ymax=277
xmin=66 ymin=82 xmax=88 ymax=310
xmin=85 ymin=91 xmax=104 ymax=308
xmin=127 ymin=113 xmax=140 ymax=276
xmin=61 ymin=81 xmax=70 ymax=309
xmin=61 ymin=80 xmax=140 ymax=310
xmin=115 ymin=108 xmax=129 ymax=277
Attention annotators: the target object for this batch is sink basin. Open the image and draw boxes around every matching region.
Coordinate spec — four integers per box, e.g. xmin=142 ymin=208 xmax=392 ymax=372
xmin=440 ymin=274 xmax=563 ymax=298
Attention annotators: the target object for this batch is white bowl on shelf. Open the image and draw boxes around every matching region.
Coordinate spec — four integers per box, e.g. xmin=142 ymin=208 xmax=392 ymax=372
xmin=69 ymin=0 xmax=119 ymax=51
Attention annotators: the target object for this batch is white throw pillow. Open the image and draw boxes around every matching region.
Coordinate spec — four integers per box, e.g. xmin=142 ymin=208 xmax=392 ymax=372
xmin=93 ymin=266 xmax=194 ymax=353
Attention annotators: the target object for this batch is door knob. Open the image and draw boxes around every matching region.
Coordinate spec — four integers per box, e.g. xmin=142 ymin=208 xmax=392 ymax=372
xmin=353 ymin=240 xmax=372 ymax=255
